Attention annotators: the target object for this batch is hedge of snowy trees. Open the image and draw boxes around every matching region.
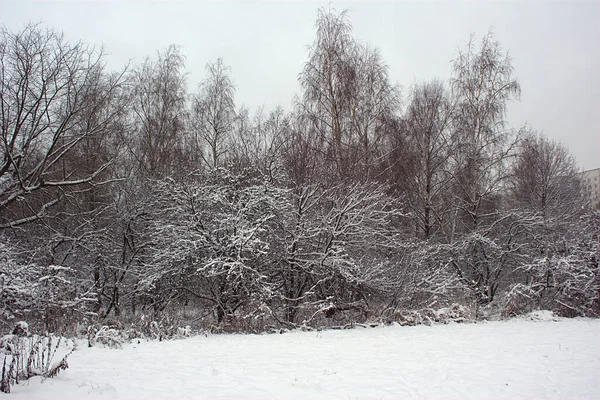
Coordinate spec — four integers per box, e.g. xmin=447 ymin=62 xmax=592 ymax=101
xmin=1 ymin=11 xmax=598 ymax=335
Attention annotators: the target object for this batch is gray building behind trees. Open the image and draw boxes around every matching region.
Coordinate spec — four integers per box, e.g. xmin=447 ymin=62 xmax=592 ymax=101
xmin=581 ymin=168 xmax=600 ymax=208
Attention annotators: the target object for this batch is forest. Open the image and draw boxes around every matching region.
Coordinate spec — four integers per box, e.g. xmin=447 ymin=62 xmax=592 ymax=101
xmin=1 ymin=8 xmax=598 ymax=339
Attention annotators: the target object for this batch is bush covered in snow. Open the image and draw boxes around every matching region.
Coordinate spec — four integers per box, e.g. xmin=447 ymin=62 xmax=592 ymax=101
xmin=0 ymin=240 xmax=96 ymax=335
xmin=0 ymin=322 xmax=74 ymax=393
xmin=394 ymin=304 xmax=473 ymax=326
xmin=504 ymin=211 xmax=600 ymax=318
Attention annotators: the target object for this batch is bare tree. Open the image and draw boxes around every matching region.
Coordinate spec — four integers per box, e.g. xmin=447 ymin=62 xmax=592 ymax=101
xmin=450 ymin=31 xmax=521 ymax=232
xmin=510 ymin=132 xmax=582 ymax=224
xmin=299 ymin=8 xmax=353 ymax=175
xmin=446 ymin=31 xmax=522 ymax=305
xmin=191 ymin=58 xmax=236 ymax=169
xmin=0 ymin=23 xmax=127 ymax=228
xmin=345 ymin=44 xmax=400 ymax=177
xmin=281 ymin=108 xmax=323 ymax=187
xmin=230 ymin=106 xmax=288 ymax=180
xmin=402 ymin=80 xmax=454 ymax=239
xmin=131 ymin=45 xmax=187 ymax=177
xmin=298 ymin=7 xmax=399 ymax=180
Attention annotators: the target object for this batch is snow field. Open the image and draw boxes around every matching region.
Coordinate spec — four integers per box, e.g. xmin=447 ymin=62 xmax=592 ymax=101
xmin=7 ymin=317 xmax=600 ymax=399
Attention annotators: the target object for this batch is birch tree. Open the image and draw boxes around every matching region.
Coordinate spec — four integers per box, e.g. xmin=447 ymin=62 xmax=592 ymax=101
xmin=402 ymin=80 xmax=454 ymax=239
xmin=447 ymin=31 xmax=522 ymax=304
xmin=299 ymin=7 xmax=399 ymax=180
xmin=510 ymin=132 xmax=582 ymax=224
xmin=132 ymin=45 xmax=187 ymax=177
xmin=191 ymin=58 xmax=236 ymax=169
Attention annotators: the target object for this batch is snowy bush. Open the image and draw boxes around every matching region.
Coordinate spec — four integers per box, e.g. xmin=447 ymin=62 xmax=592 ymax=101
xmin=398 ymin=241 xmax=469 ymax=309
xmin=0 ymin=242 xmax=37 ymax=330
xmin=176 ymin=325 xmax=192 ymax=338
xmin=505 ymin=211 xmax=600 ymax=318
xmin=91 ymin=326 xmax=126 ymax=348
xmin=522 ymin=310 xmax=559 ymax=322
xmin=84 ymin=316 xmax=196 ymax=347
xmin=1 ymin=240 xmax=95 ymax=334
xmin=435 ymin=304 xmax=473 ymax=323
xmin=0 ymin=322 xmax=74 ymax=393
xmin=394 ymin=304 xmax=473 ymax=326
xmin=395 ymin=308 xmax=438 ymax=326
xmin=141 ymin=171 xmax=284 ymax=327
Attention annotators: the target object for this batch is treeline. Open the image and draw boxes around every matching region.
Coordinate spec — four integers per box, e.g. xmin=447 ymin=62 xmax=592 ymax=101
xmin=1 ymin=9 xmax=598 ymax=334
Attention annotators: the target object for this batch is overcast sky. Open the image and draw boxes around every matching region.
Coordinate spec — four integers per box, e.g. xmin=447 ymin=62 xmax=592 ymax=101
xmin=2 ymin=1 xmax=599 ymax=169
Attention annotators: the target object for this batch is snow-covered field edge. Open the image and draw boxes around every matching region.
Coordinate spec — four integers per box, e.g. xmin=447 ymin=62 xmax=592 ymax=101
xmin=2 ymin=311 xmax=599 ymax=399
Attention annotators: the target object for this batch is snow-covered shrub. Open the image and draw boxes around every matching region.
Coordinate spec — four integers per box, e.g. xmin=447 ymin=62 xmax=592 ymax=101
xmin=35 ymin=265 xmax=96 ymax=333
xmin=86 ymin=315 xmax=180 ymax=346
xmin=387 ymin=241 xmax=471 ymax=317
xmin=140 ymin=170 xmax=287 ymax=328
xmin=176 ymin=325 xmax=192 ymax=338
xmin=11 ymin=321 xmax=28 ymax=337
xmin=148 ymin=320 xmax=165 ymax=340
xmin=84 ymin=315 xmax=190 ymax=346
xmin=435 ymin=304 xmax=473 ymax=323
xmin=395 ymin=308 xmax=438 ymax=326
xmin=0 ymin=242 xmax=37 ymax=330
xmin=394 ymin=304 xmax=473 ymax=326
xmin=273 ymin=182 xmax=405 ymax=328
xmin=0 ymin=322 xmax=74 ymax=393
xmin=522 ymin=310 xmax=559 ymax=322
xmin=1 ymin=240 xmax=95 ymax=334
xmin=91 ymin=326 xmax=126 ymax=348
xmin=129 ymin=315 xmax=176 ymax=340
xmin=505 ymin=211 xmax=600 ymax=318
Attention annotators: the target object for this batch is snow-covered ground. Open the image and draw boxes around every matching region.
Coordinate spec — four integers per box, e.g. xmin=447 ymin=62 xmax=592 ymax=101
xmin=7 ymin=314 xmax=600 ymax=399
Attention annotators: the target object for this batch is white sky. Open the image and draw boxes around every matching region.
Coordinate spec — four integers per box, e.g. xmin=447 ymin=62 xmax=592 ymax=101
xmin=2 ymin=1 xmax=599 ymax=169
